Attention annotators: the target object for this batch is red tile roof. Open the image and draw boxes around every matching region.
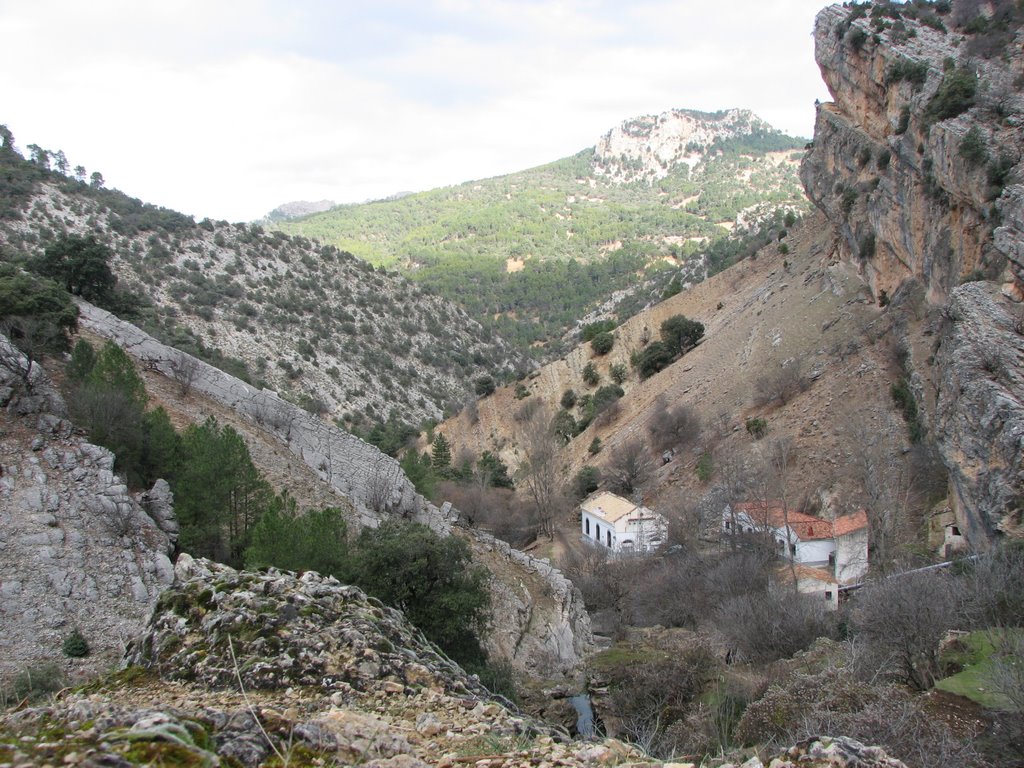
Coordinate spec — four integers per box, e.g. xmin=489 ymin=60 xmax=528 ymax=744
xmin=733 ymin=502 xmax=868 ymax=541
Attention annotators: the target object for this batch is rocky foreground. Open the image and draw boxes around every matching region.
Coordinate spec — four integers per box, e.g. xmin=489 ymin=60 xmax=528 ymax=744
xmin=0 ymin=556 xmax=907 ymax=767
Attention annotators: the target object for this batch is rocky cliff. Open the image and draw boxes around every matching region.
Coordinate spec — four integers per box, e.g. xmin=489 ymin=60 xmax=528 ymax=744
xmin=0 ymin=338 xmax=176 ymax=681
xmin=77 ymin=300 xmax=592 ymax=679
xmin=802 ymin=1 xmax=1024 ymax=544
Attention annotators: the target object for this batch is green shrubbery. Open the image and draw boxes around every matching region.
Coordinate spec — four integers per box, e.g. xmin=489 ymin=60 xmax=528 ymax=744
xmin=926 ymin=65 xmax=977 ymax=122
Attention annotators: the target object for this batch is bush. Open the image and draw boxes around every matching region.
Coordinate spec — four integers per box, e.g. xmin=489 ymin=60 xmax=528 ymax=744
xmin=590 ymin=331 xmax=614 ymax=355
xmin=716 ymin=588 xmax=836 ymax=663
xmin=959 ymin=126 xmax=989 ymax=165
xmin=695 ymin=451 xmax=714 ymax=482
xmin=62 ymin=628 xmax=90 ymax=658
xmin=851 ymin=569 xmax=962 ymax=690
xmin=648 ymin=400 xmax=701 ymax=452
xmin=560 ymin=388 xmax=577 ymax=409
xmin=754 ymin=362 xmax=808 ymax=407
xmin=890 ymin=378 xmax=923 ymax=442
xmin=574 ymin=465 xmax=601 ymax=499
xmin=635 ymin=341 xmax=674 ymax=380
xmin=926 ymin=65 xmax=977 ymax=122
xmin=588 ymin=437 xmax=602 ymax=455
xmin=609 ymin=362 xmax=628 ymax=385
xmin=886 ymin=58 xmax=929 ymax=87
xmin=474 ymin=375 xmax=496 ymax=397
xmin=745 ymin=417 xmax=768 ymax=439
xmin=582 ymin=361 xmax=599 ymax=387
xmin=1 ymin=662 xmax=65 ymax=705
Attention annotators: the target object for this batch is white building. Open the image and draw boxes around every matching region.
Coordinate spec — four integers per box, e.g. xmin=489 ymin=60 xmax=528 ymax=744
xmin=722 ymin=501 xmax=869 ymax=585
xmin=580 ymin=491 xmax=667 ymax=554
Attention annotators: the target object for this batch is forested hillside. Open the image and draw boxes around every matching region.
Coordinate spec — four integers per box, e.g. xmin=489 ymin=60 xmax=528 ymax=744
xmin=275 ymin=109 xmax=808 ymax=354
xmin=0 ymin=128 xmax=521 ymax=431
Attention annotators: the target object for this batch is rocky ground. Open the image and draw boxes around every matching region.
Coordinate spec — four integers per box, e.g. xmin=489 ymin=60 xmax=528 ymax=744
xmin=0 ymin=555 xmax=909 ymax=768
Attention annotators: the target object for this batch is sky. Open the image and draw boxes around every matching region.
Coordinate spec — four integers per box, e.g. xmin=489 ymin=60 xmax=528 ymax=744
xmin=1 ymin=1 xmax=833 ymax=223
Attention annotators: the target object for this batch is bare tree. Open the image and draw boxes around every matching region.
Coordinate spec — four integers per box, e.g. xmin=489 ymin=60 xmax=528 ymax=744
xmin=753 ymin=359 xmax=808 ymax=407
xmin=365 ymin=455 xmax=402 ymax=514
xmin=605 ymin=439 xmax=654 ymax=496
xmin=648 ymin=397 xmax=702 ymax=454
xmin=515 ymin=406 xmax=566 ymax=539
xmin=170 ymin=352 xmax=200 ymax=396
xmin=851 ymin=569 xmax=962 ymax=691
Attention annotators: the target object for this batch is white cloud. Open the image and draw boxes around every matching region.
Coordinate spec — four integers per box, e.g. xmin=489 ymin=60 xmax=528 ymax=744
xmin=0 ymin=0 xmax=831 ymax=222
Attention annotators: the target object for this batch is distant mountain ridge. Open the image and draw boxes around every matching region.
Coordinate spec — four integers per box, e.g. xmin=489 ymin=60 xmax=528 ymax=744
xmin=274 ymin=107 xmax=808 ymax=355
xmin=265 ymin=198 xmax=336 ymax=221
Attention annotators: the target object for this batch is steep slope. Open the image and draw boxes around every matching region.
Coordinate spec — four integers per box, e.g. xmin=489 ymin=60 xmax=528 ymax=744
xmin=438 ymin=0 xmax=1024 ymax=552
xmin=0 ymin=140 xmax=521 ymax=427
xmin=275 ymin=108 xmax=807 ymax=353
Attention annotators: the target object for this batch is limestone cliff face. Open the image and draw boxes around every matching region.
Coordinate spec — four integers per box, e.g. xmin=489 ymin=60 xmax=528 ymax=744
xmin=78 ymin=301 xmax=592 ymax=680
xmin=933 ymin=282 xmax=1024 ymax=540
xmin=802 ymin=2 xmax=1024 ymax=545
xmin=595 ymin=108 xmax=790 ymax=183
xmin=0 ymin=338 xmax=175 ymax=681
xmin=801 ymin=3 xmax=1023 ymax=303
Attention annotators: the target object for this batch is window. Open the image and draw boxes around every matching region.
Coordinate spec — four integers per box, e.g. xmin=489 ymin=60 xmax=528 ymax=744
xmin=607 ymin=530 xmax=612 ymax=547
xmin=725 ymin=520 xmax=732 ymax=530
xmin=585 ymin=518 xmax=590 ymax=535
xmin=595 ymin=524 xmax=600 ymax=541
xmin=825 ymin=591 xmax=833 ymax=600
xmin=789 ymin=543 xmax=796 ymax=557
xmin=828 ymin=552 xmax=836 ymax=568
xmin=951 ymin=525 xmax=961 ymax=537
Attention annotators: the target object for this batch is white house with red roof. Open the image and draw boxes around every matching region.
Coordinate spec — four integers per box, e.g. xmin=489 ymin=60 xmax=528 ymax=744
xmin=722 ymin=501 xmax=870 ymax=587
xmin=580 ymin=491 xmax=667 ymax=554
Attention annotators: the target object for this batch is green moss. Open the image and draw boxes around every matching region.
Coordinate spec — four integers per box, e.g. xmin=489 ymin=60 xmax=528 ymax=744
xmin=936 ymin=629 xmax=1024 ymax=710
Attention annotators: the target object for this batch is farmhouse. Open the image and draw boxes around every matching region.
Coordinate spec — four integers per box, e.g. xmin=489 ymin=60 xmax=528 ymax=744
xmin=580 ymin=491 xmax=667 ymax=554
xmin=722 ymin=501 xmax=869 ymax=585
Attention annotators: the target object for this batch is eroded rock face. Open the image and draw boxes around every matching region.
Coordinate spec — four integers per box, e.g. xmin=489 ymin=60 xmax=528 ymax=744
xmin=801 ymin=3 xmax=1023 ymax=302
xmin=801 ymin=3 xmax=1024 ymax=545
xmin=0 ymin=338 xmax=175 ymax=680
xmin=934 ymin=283 xmax=1024 ymax=542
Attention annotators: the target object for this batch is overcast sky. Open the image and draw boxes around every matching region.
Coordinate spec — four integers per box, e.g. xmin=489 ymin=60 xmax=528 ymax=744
xmin=1 ymin=1 xmax=833 ymax=222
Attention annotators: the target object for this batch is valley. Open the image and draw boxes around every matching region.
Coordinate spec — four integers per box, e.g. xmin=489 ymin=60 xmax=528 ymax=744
xmin=1 ymin=1 xmax=1024 ymax=766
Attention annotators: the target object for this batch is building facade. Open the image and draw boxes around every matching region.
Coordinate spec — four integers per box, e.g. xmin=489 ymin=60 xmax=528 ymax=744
xmin=580 ymin=491 xmax=667 ymax=554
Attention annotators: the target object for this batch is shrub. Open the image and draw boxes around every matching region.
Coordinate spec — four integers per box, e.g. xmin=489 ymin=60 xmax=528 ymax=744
xmin=716 ymin=588 xmax=836 ymax=663
xmin=745 ymin=417 xmax=768 ymax=439
xmin=588 ymin=437 xmax=602 ymax=455
xmin=473 ymin=375 xmax=496 ymax=397
xmin=890 ymin=378 xmax=923 ymax=442
xmin=876 ymin=149 xmax=891 ymax=169
xmin=1 ymin=662 xmax=65 ymax=705
xmin=695 ymin=451 xmax=714 ymax=482
xmin=648 ymin=401 xmax=701 ymax=452
xmin=582 ymin=361 xmax=599 ymax=387
xmin=959 ymin=126 xmax=989 ymax=165
xmin=886 ymin=58 xmax=929 ymax=87
xmin=581 ymin=319 xmax=616 ymax=341
xmin=660 ymin=314 xmax=704 ymax=356
xmin=590 ymin=331 xmax=614 ymax=355
xmin=560 ymin=388 xmax=577 ymax=409
xmin=609 ymin=362 xmax=628 ymax=385
xmin=859 ymin=232 xmax=876 ymax=259
xmin=926 ymin=66 xmax=977 ymax=122
xmin=636 ymin=341 xmax=674 ymax=380
xmin=62 ymin=628 xmax=90 ymax=658
xmin=574 ymin=465 xmax=601 ymax=499
xmin=754 ymin=362 xmax=808 ymax=407
xmin=895 ymin=105 xmax=911 ymax=134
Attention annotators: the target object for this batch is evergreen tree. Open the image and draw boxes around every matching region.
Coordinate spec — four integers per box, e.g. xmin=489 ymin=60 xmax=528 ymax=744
xmin=32 ymin=234 xmax=116 ymax=304
xmin=477 ymin=450 xmax=513 ymax=489
xmin=431 ymin=433 xmax=453 ymax=473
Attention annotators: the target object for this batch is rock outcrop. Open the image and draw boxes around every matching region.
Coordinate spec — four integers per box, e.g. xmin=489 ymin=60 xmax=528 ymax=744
xmin=724 ymin=736 xmax=907 ymax=768
xmin=801 ymin=2 xmax=1024 ymax=544
xmin=77 ymin=301 xmax=592 ymax=679
xmin=0 ymin=557 xmax=639 ymax=768
xmin=933 ymin=282 xmax=1024 ymax=540
xmin=0 ymin=338 xmax=175 ymax=681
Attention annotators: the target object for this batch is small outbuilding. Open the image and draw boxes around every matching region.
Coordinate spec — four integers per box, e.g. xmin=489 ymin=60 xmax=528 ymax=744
xmin=580 ymin=491 xmax=667 ymax=554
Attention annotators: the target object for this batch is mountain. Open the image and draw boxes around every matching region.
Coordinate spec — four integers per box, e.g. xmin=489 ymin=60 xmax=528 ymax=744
xmin=0 ymin=141 xmax=522 ymax=429
xmin=264 ymin=198 xmax=336 ymax=221
xmin=273 ymin=108 xmax=808 ymax=355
